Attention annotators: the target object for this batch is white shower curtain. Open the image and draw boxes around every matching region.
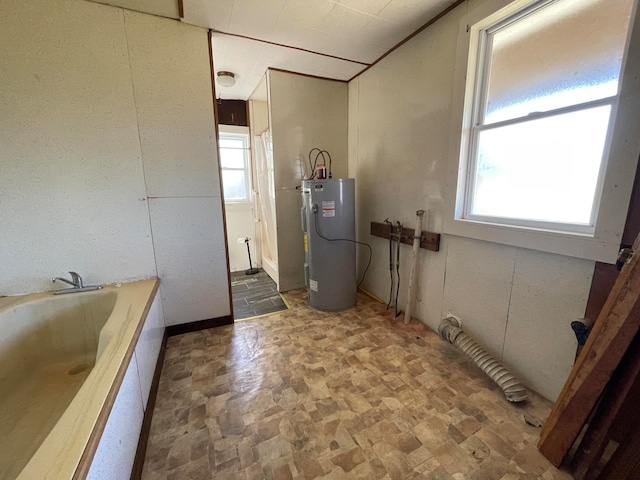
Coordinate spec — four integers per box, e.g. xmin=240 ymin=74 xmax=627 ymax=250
xmin=254 ymin=131 xmax=277 ymax=267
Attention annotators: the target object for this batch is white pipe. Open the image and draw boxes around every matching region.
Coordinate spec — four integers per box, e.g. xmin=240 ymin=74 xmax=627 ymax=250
xmin=438 ymin=317 xmax=528 ymax=402
xmin=404 ymin=209 xmax=425 ymax=325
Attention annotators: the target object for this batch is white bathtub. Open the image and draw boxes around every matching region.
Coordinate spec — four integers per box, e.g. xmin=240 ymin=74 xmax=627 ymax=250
xmin=0 ymin=279 xmax=163 ymax=480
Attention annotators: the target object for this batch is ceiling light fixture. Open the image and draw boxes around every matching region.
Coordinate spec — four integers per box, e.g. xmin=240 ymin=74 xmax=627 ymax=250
xmin=217 ymin=71 xmax=236 ymax=87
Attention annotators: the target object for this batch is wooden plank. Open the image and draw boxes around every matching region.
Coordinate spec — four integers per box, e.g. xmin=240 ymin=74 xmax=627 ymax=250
xmin=369 ymin=221 xmax=440 ymax=252
xmin=595 ymin=421 xmax=640 ymax=480
xmin=570 ymin=333 xmax=640 ymax=479
xmin=538 ymin=234 xmax=640 ymax=466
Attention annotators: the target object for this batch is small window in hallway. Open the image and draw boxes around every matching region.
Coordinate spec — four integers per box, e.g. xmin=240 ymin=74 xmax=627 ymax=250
xmin=219 ymin=130 xmax=251 ymax=202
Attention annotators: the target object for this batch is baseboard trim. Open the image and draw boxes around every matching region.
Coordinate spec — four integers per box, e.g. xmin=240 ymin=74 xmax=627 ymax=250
xmin=130 ymin=330 xmax=168 ymax=480
xmin=357 ymin=287 xmax=385 ymax=304
xmin=166 ymin=315 xmax=233 ymax=336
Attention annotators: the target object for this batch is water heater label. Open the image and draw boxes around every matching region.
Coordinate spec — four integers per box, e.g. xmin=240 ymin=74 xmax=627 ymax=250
xmin=303 ymin=232 xmax=308 ymax=252
xmin=310 ymin=279 xmax=318 ymax=292
xmin=322 ymin=201 xmax=335 ymax=217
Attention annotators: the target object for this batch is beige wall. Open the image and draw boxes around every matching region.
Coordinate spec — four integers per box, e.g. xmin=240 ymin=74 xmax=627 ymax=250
xmin=0 ymin=0 xmax=230 ymax=325
xmin=250 ymin=100 xmax=270 ymax=136
xmin=349 ymin=1 xmax=595 ymax=401
xmin=268 ymin=70 xmax=349 ymax=291
xmin=88 ymin=0 xmax=180 ymax=18
xmin=224 ymin=203 xmax=256 ymax=272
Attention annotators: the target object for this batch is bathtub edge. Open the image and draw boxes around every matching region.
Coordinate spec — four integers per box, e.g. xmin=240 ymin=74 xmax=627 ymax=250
xmin=72 ymin=278 xmax=160 ymax=480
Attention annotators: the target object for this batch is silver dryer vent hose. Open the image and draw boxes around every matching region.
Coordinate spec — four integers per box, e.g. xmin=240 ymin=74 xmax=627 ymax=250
xmin=438 ymin=317 xmax=528 ymax=403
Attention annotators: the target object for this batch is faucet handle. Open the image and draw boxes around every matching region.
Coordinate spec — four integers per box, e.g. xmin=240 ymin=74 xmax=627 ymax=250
xmin=69 ymin=272 xmax=83 ymax=288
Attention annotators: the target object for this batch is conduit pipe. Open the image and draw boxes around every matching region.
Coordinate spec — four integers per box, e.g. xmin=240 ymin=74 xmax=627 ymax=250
xmin=404 ymin=210 xmax=425 ymax=325
xmin=394 ymin=221 xmax=402 ymax=318
xmin=438 ymin=317 xmax=529 ymax=403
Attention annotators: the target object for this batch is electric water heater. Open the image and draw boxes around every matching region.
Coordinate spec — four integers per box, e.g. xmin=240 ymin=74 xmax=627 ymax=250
xmin=301 ymin=178 xmax=356 ymax=311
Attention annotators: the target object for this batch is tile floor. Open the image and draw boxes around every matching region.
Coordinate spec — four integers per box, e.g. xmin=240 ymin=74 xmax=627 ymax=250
xmin=141 ymin=289 xmax=572 ymax=479
xmin=231 ymin=269 xmax=288 ymax=320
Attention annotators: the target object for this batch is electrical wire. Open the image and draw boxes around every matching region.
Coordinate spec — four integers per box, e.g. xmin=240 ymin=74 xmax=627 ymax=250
xmin=307 ymin=148 xmax=322 ymax=179
xmin=314 ymin=150 xmax=324 ymax=176
xmin=384 ymin=219 xmax=393 ymax=310
xmin=313 ymin=209 xmax=372 ymax=288
xmin=395 ymin=221 xmax=402 ymax=318
xmin=322 ymin=150 xmax=332 ymax=178
xmin=306 ymin=148 xmax=333 ymax=180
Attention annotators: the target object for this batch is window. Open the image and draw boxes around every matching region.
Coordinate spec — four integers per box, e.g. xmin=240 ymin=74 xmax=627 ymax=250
xmin=445 ymin=0 xmax=639 ymax=263
xmin=219 ymin=128 xmax=251 ymax=203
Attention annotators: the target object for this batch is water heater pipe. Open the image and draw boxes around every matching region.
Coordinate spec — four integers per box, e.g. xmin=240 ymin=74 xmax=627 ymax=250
xmin=404 ymin=210 xmax=425 ymax=325
xmin=394 ymin=221 xmax=402 ymax=318
xmin=438 ymin=317 xmax=529 ymax=403
xmin=384 ymin=219 xmax=394 ymax=310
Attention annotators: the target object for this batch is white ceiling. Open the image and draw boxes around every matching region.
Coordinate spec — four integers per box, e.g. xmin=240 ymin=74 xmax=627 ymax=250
xmin=182 ymin=0 xmax=458 ymax=100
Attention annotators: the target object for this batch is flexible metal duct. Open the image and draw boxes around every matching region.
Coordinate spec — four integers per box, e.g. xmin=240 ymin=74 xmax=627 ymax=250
xmin=438 ymin=317 xmax=528 ymax=403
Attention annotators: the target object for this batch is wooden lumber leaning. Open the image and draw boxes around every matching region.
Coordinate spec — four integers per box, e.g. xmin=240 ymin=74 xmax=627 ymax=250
xmin=538 ymin=234 xmax=640 ymax=466
xmin=570 ymin=333 xmax=640 ymax=479
xmin=594 ymin=420 xmax=640 ymax=479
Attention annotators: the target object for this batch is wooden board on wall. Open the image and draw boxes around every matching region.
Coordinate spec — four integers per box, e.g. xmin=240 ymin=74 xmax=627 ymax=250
xmin=370 ymin=221 xmax=440 ymax=252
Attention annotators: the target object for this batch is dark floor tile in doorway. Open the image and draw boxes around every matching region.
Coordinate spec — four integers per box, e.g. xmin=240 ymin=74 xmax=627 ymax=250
xmin=231 ymin=269 xmax=288 ymax=320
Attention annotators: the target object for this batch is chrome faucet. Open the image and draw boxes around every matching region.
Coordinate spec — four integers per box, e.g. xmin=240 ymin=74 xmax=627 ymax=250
xmin=52 ymin=271 xmax=83 ymax=288
xmin=51 ymin=272 xmax=101 ymax=294
xmin=70 ymin=271 xmax=83 ymax=288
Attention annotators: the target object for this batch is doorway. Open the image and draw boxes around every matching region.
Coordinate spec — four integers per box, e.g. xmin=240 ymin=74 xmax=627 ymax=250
xmin=218 ymin=123 xmax=257 ymax=273
xmin=217 ymin=97 xmax=286 ymax=320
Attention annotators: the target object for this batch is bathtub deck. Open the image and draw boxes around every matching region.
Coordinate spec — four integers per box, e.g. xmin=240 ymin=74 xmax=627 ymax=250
xmin=140 ymin=289 xmax=572 ymax=479
xmin=1 ymin=359 xmax=92 ymax=480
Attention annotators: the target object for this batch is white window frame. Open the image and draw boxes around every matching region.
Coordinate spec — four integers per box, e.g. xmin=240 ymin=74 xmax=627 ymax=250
xmin=219 ymin=125 xmax=252 ymax=204
xmin=443 ymin=0 xmax=640 ymax=264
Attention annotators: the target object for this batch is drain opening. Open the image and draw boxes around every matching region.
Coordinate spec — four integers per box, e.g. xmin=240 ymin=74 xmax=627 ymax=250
xmin=68 ymin=364 xmax=89 ymax=375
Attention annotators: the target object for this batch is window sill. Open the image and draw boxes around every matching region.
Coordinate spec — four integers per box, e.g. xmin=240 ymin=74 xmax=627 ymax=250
xmin=442 ymin=217 xmax=620 ymax=264
xmin=224 ymin=201 xmax=253 ymax=211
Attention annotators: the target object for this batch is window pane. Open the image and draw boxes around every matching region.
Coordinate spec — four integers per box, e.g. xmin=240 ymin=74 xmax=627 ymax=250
xmin=484 ymin=0 xmax=633 ymax=124
xmin=219 ymin=147 xmax=245 ymax=169
xmin=471 ymin=105 xmax=611 ymax=225
xmin=219 ymin=137 xmax=244 ymax=149
xmin=222 ymin=170 xmax=247 ymax=201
